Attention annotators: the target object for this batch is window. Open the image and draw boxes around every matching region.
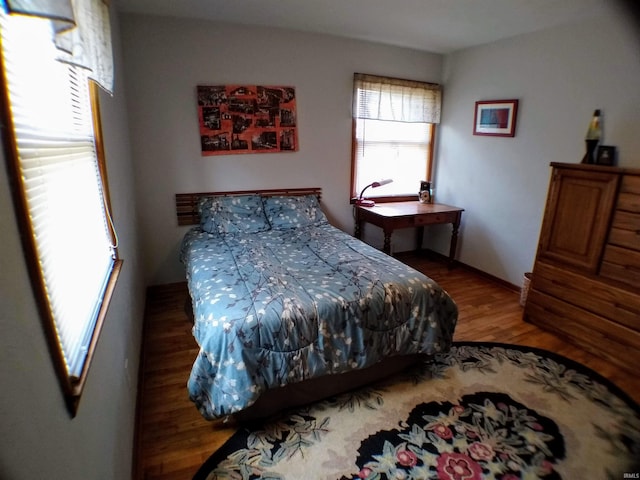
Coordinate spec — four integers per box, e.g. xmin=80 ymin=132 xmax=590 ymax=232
xmin=351 ymin=73 xmax=441 ymax=202
xmin=0 ymin=7 xmax=120 ymax=415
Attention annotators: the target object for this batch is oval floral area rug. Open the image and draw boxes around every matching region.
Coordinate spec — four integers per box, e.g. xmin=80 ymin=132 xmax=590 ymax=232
xmin=194 ymin=342 xmax=640 ymax=480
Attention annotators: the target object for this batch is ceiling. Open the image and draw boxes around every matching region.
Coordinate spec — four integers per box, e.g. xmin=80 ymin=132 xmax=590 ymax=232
xmin=113 ymin=0 xmax=611 ymax=54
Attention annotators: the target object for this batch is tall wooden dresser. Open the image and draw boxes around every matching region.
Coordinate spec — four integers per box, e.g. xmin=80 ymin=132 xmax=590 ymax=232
xmin=524 ymin=162 xmax=640 ymax=373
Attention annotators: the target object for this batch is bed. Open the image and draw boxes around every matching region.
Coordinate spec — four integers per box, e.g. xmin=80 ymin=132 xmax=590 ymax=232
xmin=177 ymin=188 xmax=458 ymax=421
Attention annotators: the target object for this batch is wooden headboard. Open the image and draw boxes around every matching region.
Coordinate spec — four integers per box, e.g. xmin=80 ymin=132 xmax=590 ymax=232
xmin=175 ymin=187 xmax=323 ymax=226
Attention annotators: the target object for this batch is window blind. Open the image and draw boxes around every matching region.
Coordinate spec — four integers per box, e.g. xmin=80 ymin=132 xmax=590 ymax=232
xmin=1 ymin=13 xmax=116 ymax=381
xmin=353 ymin=118 xmax=430 ymax=195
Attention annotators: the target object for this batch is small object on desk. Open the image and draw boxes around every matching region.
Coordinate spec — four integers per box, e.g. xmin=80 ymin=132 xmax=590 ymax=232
xmin=354 ymin=201 xmax=464 ymax=267
xmin=419 ymin=180 xmax=432 ymax=204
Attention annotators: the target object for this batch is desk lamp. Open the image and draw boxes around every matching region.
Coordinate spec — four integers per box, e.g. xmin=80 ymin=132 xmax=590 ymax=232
xmin=356 ymin=178 xmax=393 ymax=207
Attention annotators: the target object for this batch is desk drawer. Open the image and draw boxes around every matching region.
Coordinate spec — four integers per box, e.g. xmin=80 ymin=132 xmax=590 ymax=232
xmin=414 ymin=212 xmax=455 ymax=226
xmin=389 ymin=217 xmax=417 ymax=229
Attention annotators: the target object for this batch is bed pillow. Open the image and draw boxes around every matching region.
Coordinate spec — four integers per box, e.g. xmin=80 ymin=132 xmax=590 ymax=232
xmin=263 ymin=194 xmax=328 ymax=229
xmin=198 ymin=194 xmax=271 ymax=234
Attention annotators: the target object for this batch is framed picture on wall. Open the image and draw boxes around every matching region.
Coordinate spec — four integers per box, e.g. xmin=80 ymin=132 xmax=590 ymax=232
xmin=197 ymin=85 xmax=298 ymax=156
xmin=473 ymin=99 xmax=519 ymax=137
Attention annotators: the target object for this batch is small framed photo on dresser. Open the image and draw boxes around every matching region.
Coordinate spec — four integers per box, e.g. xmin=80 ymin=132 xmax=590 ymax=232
xmin=596 ymin=145 xmax=616 ymax=166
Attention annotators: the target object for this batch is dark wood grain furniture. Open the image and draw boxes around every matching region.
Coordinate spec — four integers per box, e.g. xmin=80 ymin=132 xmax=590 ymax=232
xmin=354 ymin=201 xmax=464 ymax=265
xmin=524 ymin=162 xmax=640 ymax=374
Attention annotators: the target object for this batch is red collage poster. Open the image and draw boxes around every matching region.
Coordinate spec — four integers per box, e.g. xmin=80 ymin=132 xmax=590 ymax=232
xmin=197 ymin=85 xmax=298 ymax=155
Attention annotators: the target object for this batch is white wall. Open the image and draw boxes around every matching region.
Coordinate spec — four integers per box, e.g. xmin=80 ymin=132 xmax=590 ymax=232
xmin=119 ymin=14 xmax=443 ymax=285
xmin=0 ymin=9 xmax=145 ymax=480
xmin=433 ymin=6 xmax=640 ymax=285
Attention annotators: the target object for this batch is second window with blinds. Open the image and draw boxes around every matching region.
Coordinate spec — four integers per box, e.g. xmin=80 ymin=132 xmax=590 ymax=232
xmin=350 ymin=73 xmax=442 ymax=203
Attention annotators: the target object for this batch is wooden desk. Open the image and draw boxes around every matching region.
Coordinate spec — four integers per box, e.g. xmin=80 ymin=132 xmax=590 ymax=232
xmin=355 ymin=201 xmax=464 ymax=265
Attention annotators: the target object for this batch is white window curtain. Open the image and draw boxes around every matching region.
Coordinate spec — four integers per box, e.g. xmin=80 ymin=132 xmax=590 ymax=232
xmin=352 ymin=73 xmax=441 ymax=124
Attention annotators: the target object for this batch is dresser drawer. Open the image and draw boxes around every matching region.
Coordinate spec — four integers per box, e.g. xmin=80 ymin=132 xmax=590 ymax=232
xmin=610 ymin=209 xmax=640 ymax=235
xmin=525 ymin=289 xmax=640 ymax=374
xmin=531 ymin=261 xmax=640 ymax=331
xmin=607 ymin=219 xmax=640 ymax=251
xmin=621 ymin=174 xmax=640 ymax=193
xmin=617 ymin=175 xmax=640 ymax=212
xmin=608 ymin=210 xmax=640 ymax=252
xmin=600 ymin=245 xmax=640 ymax=289
xmin=607 ymin=209 xmax=640 ymax=254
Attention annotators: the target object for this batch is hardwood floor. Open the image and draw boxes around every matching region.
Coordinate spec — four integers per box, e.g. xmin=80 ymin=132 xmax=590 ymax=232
xmin=135 ymin=253 xmax=640 ymax=480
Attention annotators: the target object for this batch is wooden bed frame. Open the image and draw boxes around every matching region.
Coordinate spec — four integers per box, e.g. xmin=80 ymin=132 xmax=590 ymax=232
xmin=175 ymin=187 xmax=322 ymax=226
xmin=176 ymin=187 xmax=429 ymax=422
xmin=234 ymin=354 xmax=425 ymax=422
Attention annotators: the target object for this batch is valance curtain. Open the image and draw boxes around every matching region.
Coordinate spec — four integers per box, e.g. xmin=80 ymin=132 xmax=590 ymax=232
xmin=2 ymin=0 xmax=113 ymax=94
xmin=352 ymin=73 xmax=441 ymax=124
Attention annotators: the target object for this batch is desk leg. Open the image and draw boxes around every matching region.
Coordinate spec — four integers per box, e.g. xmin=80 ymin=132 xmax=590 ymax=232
xmin=354 ymin=207 xmax=363 ymax=239
xmin=415 ymin=226 xmax=424 ymax=253
xmin=383 ymin=229 xmax=392 ymax=255
xmin=448 ymin=217 xmax=461 ymax=268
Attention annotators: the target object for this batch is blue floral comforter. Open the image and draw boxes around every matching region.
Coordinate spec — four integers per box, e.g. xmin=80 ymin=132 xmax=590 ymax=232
xmin=181 ymin=223 xmax=458 ymax=420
